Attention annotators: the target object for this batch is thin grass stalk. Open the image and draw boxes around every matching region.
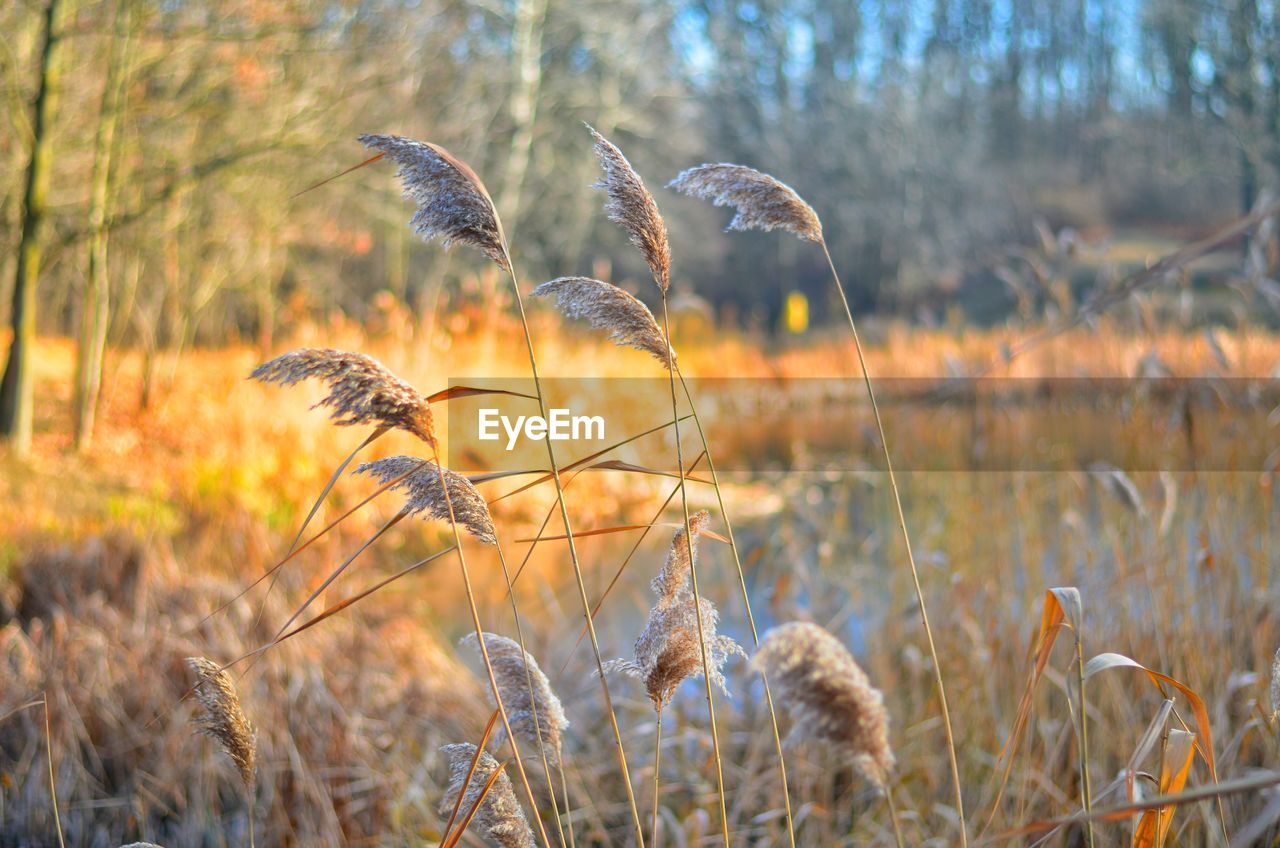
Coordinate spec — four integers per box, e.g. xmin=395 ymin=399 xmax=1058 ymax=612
xmin=1075 ymin=631 xmax=1095 ymax=848
xmin=492 ymin=542 xmax=570 ymax=848
xmin=442 ymin=756 xmax=514 ymax=848
xmin=557 ymin=756 xmax=577 ymax=848
xmin=430 ymin=450 xmax=553 ymax=848
xmin=501 ymin=247 xmax=647 ymax=847
xmin=675 ymin=367 xmax=797 ymax=847
xmin=659 ymin=297 xmax=730 ymax=846
xmin=652 ymin=701 xmax=663 ymax=847
xmin=43 ymin=694 xmax=65 ymax=848
xmin=885 ymin=785 xmax=906 ymax=848
xmin=819 ymin=240 xmax=967 ymax=844
xmin=440 ymin=711 xmax=500 ymax=844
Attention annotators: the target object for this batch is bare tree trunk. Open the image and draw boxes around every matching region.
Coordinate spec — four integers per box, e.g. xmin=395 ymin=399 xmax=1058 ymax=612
xmin=1 ymin=0 xmax=62 ymax=456
xmin=75 ymin=0 xmax=132 ymax=452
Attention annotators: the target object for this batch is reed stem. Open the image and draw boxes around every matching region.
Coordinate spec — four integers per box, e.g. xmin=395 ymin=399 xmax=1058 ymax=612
xmin=675 ymin=367 xmax=797 ymax=848
xmin=819 ymin=240 xmax=966 ymax=845
xmin=430 ymin=451 xmax=553 ymax=848
xmin=1075 ymin=630 xmax=1095 ymax=848
xmin=503 ymin=249 xmax=647 ymax=847
xmin=493 ymin=542 xmax=570 ymax=848
xmin=652 ymin=702 xmax=664 ymax=847
xmin=660 ymin=296 xmax=730 ymax=847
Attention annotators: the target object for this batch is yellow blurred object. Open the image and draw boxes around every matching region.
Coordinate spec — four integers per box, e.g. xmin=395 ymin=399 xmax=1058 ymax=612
xmin=783 ymin=290 xmax=809 ymax=334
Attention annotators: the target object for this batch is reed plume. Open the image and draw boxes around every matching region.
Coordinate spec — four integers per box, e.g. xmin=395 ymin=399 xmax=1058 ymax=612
xmin=530 ymin=277 xmax=673 ymax=367
xmin=606 ymin=596 xmax=744 ymax=710
xmin=751 ymin=623 xmax=895 ymax=790
xmin=440 ymin=743 xmax=536 ymax=848
xmin=359 ymin=134 xmax=508 ymax=270
xmin=185 ymin=657 xmax=257 ymax=790
xmin=668 ymin=164 xmax=822 ymax=242
xmin=461 ymin=633 xmax=568 ymax=765
xmin=672 ymin=158 xmax=966 ymax=843
xmin=651 ymin=509 xmax=709 ymax=605
xmin=588 ymin=126 xmax=670 ymax=291
xmin=355 ymin=456 xmax=497 ymax=544
xmin=251 ymin=348 xmax=435 ymax=445
xmin=605 ymin=519 xmax=744 ymax=710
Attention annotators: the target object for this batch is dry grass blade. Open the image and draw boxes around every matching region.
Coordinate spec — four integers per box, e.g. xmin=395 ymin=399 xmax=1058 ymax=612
xmin=490 ymin=414 xmax=694 ymax=504
xmin=360 ymin=134 xmax=509 ymax=270
xmin=751 ymin=622 xmax=895 ymax=790
xmin=979 ymin=771 xmax=1280 ymax=843
xmin=270 ymin=511 xmax=404 ymax=642
xmin=185 ymin=657 xmax=256 ymax=790
xmin=357 ymin=456 xmax=497 ymax=544
xmin=531 ymin=277 xmax=672 ymax=366
xmin=1132 ymin=729 xmax=1195 ymax=847
xmin=983 ymin=588 xmax=1081 ymax=834
xmin=252 ymin=348 xmax=435 ymax=444
xmin=668 ymin=163 xmax=822 ymax=242
xmin=43 ymin=695 xmax=65 ymax=848
xmin=587 ymin=126 xmax=670 ymax=291
xmin=439 ymin=744 xmax=535 ymax=848
xmin=461 ymin=633 xmax=568 ymax=766
xmin=426 ymin=385 xmax=539 ymax=403
xmin=515 ymin=522 xmax=727 ymax=545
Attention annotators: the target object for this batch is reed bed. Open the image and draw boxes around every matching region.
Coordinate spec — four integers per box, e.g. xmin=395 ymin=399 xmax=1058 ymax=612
xmin=3 ymin=128 xmax=1280 ymax=848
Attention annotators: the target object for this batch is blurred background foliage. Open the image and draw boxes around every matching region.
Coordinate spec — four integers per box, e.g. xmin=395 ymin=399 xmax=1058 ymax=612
xmin=3 ymin=0 xmax=1279 ymax=352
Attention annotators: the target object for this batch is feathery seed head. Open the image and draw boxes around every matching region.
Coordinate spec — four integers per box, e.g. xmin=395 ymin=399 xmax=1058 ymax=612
xmin=439 ymin=743 xmax=535 ymax=848
xmin=669 ymin=164 xmax=823 ymax=243
xmin=185 ymin=657 xmax=257 ymax=790
xmin=588 ymin=126 xmax=671 ymax=292
xmin=651 ymin=510 xmax=711 ymax=604
xmin=605 ymin=595 xmax=744 ymax=710
xmin=355 ymin=456 xmax=497 ymax=544
xmin=250 ymin=348 xmax=435 ymax=444
xmin=751 ymin=622 xmax=895 ymax=789
xmin=360 ymin=134 xmax=509 ymax=270
xmin=530 ymin=277 xmax=673 ymax=368
xmin=461 ymin=633 xmax=568 ymax=765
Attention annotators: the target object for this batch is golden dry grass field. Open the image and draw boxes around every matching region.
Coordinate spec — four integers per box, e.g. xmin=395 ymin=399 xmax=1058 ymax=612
xmin=2 ymin=313 xmax=1279 ymax=846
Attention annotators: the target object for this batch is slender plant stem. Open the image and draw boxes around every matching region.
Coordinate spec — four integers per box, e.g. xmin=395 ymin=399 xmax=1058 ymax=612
xmin=430 ymin=451 xmax=553 ymax=848
xmin=660 ymin=297 xmax=730 ymax=847
xmin=557 ymin=756 xmax=577 ymax=848
xmin=493 ymin=542 xmax=570 ymax=848
xmin=675 ymin=368 xmax=797 ymax=848
xmin=884 ymin=785 xmax=906 ymax=848
xmin=502 ymin=250 xmax=647 ymax=847
xmin=819 ymin=240 xmax=967 ymax=845
xmin=43 ymin=694 xmax=65 ymax=848
xmin=652 ymin=702 xmax=663 ymax=847
xmin=1074 ymin=631 xmax=1095 ymax=848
